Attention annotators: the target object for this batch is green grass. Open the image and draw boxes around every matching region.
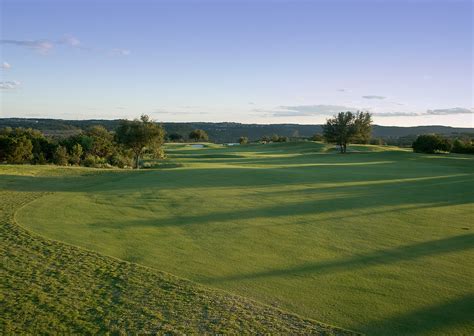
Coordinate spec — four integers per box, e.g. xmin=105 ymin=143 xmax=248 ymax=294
xmin=1 ymin=189 xmax=356 ymax=334
xmin=2 ymin=142 xmax=474 ymax=335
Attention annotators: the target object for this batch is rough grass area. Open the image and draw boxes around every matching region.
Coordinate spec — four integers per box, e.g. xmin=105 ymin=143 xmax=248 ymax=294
xmin=1 ymin=190 xmax=356 ymax=335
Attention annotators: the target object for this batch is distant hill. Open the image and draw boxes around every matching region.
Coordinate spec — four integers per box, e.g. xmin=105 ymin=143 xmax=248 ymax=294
xmin=1 ymin=118 xmax=473 ymax=143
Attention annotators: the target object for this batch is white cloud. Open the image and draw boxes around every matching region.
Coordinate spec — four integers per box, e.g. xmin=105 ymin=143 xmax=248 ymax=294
xmin=1 ymin=62 xmax=11 ymax=69
xmin=0 ymin=80 xmax=21 ymax=89
xmin=362 ymin=95 xmax=386 ymax=100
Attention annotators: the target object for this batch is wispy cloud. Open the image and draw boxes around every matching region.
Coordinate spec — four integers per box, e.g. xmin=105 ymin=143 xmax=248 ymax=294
xmin=337 ymin=88 xmax=350 ymax=92
xmin=1 ymin=39 xmax=54 ymax=54
xmin=1 ymin=62 xmax=12 ymax=69
xmin=426 ymin=107 xmax=473 ymax=115
xmin=372 ymin=112 xmax=419 ymax=117
xmin=59 ymin=35 xmax=81 ymax=47
xmin=154 ymin=109 xmax=209 ymax=116
xmin=110 ymin=48 xmax=131 ymax=56
xmin=256 ymin=104 xmax=359 ymax=117
xmin=1 ymin=35 xmax=130 ymax=56
xmin=362 ymin=95 xmax=386 ymax=100
xmin=373 ymin=107 xmax=473 ymax=117
xmin=0 ymin=80 xmax=21 ymax=89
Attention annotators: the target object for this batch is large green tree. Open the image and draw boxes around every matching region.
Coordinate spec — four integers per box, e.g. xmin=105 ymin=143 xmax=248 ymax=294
xmin=115 ymin=115 xmax=165 ymax=169
xmin=322 ymin=111 xmax=372 ymax=153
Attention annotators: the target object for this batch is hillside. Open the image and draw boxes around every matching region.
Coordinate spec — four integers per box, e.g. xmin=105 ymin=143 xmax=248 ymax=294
xmin=1 ymin=118 xmax=472 ymax=143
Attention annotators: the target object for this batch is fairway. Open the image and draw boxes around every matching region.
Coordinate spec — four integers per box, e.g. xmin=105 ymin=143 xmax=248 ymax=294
xmin=8 ymin=142 xmax=474 ymax=335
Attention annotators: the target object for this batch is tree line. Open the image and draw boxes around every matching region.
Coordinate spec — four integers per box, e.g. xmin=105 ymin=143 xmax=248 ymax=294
xmin=1 ymin=112 xmax=471 ymax=169
xmin=0 ymin=115 xmax=165 ymax=169
xmin=412 ymin=134 xmax=474 ymax=154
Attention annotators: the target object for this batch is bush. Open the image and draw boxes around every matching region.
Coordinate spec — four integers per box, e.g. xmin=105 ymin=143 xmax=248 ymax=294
xmin=53 ymin=146 xmax=69 ymax=166
xmin=238 ymin=136 xmax=248 ymax=144
xmin=109 ymin=153 xmax=134 ymax=168
xmin=69 ymin=144 xmax=83 ymax=165
xmin=168 ymin=133 xmax=184 ymax=142
xmin=412 ymin=134 xmax=452 ymax=154
xmin=189 ymin=129 xmax=209 ymax=142
xmin=311 ymin=133 xmax=324 ymax=141
xmin=451 ymin=139 xmax=474 ymax=154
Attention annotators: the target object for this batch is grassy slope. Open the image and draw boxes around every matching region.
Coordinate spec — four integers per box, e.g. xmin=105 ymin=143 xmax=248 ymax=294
xmin=1 ymin=173 xmax=355 ymax=335
xmin=5 ymin=142 xmax=474 ymax=335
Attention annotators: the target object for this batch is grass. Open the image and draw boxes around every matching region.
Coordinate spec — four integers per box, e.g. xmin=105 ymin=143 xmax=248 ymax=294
xmin=1 ymin=188 xmax=356 ymax=334
xmin=2 ymin=141 xmax=473 ymax=335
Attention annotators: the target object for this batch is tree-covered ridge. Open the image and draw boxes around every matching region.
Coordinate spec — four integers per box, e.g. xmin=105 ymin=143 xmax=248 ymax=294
xmin=1 ymin=118 xmax=473 ymax=145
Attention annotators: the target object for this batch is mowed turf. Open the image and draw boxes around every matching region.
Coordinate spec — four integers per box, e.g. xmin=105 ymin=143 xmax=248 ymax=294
xmin=7 ymin=142 xmax=474 ymax=335
xmin=1 ymin=168 xmax=355 ymax=335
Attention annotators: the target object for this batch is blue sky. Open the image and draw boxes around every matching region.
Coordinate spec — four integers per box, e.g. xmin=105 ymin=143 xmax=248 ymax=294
xmin=1 ymin=0 xmax=473 ymax=126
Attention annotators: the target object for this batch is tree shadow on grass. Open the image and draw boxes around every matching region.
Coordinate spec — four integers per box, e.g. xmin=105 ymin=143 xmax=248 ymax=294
xmin=200 ymin=234 xmax=474 ymax=283
xmin=359 ymin=294 xmax=474 ymax=335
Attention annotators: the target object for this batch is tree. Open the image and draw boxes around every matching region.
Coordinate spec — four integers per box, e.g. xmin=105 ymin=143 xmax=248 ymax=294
xmin=54 ymin=146 xmax=69 ymax=166
xmin=322 ymin=111 xmax=372 ymax=153
xmin=452 ymin=139 xmax=474 ymax=154
xmin=352 ymin=112 xmax=373 ymax=144
xmin=271 ymin=134 xmax=280 ymax=142
xmin=168 ymin=133 xmax=183 ymax=142
xmin=9 ymin=136 xmax=33 ymax=164
xmin=238 ymin=136 xmax=248 ymax=144
xmin=115 ymin=115 xmax=165 ymax=169
xmin=189 ymin=129 xmax=209 ymax=142
xmin=69 ymin=143 xmax=83 ymax=165
xmin=412 ymin=134 xmax=452 ymax=154
xmin=86 ymin=125 xmax=114 ymax=158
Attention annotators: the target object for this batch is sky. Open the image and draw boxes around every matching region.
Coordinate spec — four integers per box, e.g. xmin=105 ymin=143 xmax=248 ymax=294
xmin=0 ymin=0 xmax=473 ymax=126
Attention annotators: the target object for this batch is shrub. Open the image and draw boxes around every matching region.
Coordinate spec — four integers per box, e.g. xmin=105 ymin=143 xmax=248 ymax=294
xmin=412 ymin=134 xmax=452 ymax=154
xmin=451 ymin=139 xmax=474 ymax=154
xmin=53 ymin=146 xmax=69 ymax=166
xmin=239 ymin=136 xmax=248 ymax=144
xmin=311 ymin=133 xmax=324 ymax=141
xmin=109 ymin=153 xmax=134 ymax=168
xmin=189 ymin=129 xmax=209 ymax=142
xmin=69 ymin=144 xmax=83 ymax=165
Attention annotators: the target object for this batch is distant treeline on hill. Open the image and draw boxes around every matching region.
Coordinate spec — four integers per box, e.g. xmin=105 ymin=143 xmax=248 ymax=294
xmin=1 ymin=118 xmax=473 ymax=146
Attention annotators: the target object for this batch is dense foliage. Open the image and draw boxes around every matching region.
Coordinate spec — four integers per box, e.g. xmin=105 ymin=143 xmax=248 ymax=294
xmin=189 ymin=129 xmax=209 ymax=142
xmin=115 ymin=115 xmax=166 ymax=169
xmin=412 ymin=134 xmax=451 ymax=154
xmin=238 ymin=136 xmax=249 ymax=144
xmin=322 ymin=112 xmax=373 ymax=153
xmin=411 ymin=134 xmax=474 ymax=154
xmin=0 ymin=116 xmax=166 ymax=168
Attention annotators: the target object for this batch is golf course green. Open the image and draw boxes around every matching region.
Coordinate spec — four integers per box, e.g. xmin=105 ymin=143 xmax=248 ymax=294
xmin=4 ymin=142 xmax=474 ymax=335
